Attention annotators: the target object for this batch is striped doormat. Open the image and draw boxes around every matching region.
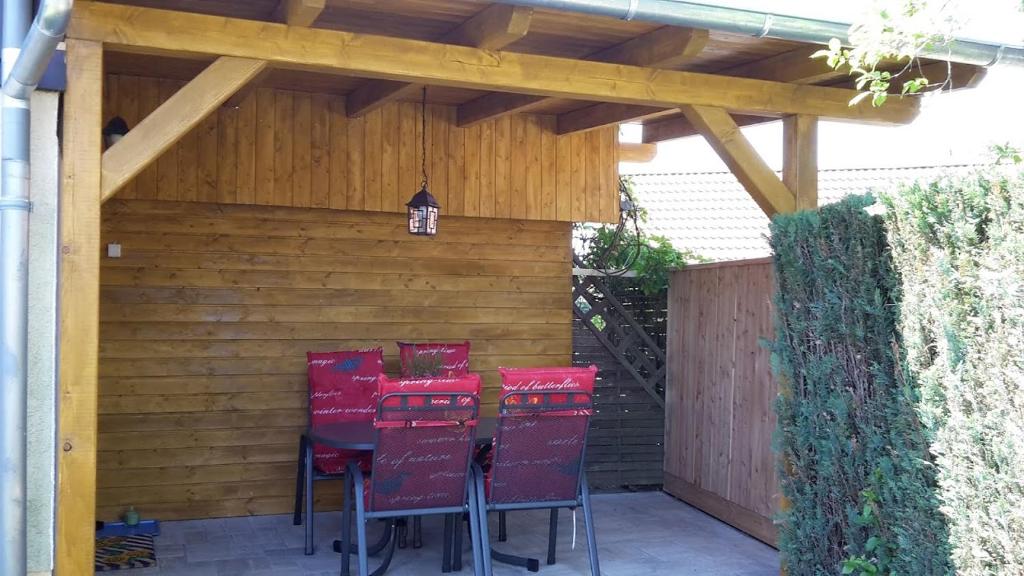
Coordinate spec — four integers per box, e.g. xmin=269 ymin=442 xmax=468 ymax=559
xmin=95 ymin=534 xmax=156 ymax=571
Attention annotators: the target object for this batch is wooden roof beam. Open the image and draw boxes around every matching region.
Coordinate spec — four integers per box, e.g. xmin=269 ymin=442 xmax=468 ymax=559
xmin=680 ymin=105 xmax=796 ymax=216
xmin=273 ymin=0 xmax=325 ymax=27
xmin=620 ymin=142 xmax=658 ymax=163
xmin=101 ymin=57 xmax=268 ymax=201
xmin=68 ymin=3 xmax=920 ymax=124
xmin=600 ymin=46 xmax=842 ymax=140
xmin=459 ymin=26 xmax=710 ymax=127
xmin=346 ymin=4 xmax=533 ymax=118
xmin=642 ymin=113 xmax=767 ymax=143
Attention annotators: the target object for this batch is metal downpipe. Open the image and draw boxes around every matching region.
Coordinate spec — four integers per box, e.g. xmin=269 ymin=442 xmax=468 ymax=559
xmin=495 ymin=0 xmax=1024 ymax=67
xmin=1 ymin=0 xmax=73 ymax=574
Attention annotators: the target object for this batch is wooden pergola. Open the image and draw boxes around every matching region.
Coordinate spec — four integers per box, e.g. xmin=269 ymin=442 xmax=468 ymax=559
xmin=56 ymin=1 xmax=985 ymax=573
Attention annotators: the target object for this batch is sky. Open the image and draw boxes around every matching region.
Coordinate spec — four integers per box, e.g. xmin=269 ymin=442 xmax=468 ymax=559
xmin=621 ymin=0 xmax=1024 ymax=174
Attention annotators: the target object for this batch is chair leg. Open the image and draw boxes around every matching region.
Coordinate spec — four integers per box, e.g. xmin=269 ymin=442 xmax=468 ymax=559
xmin=466 ymin=469 xmax=486 ymax=576
xmin=304 ymin=438 xmax=315 ymax=555
xmin=442 ymin=514 xmax=453 ymax=573
xmin=453 ymin=513 xmax=464 ymax=571
xmin=471 ymin=464 xmax=493 ymax=576
xmin=547 ymin=508 xmax=558 ymax=565
xmin=580 ymin=473 xmax=600 ymax=576
xmin=398 ymin=518 xmax=408 ymax=549
xmin=294 ymin=434 xmax=306 ymax=526
xmin=497 ymin=511 xmax=507 ymax=542
xmin=413 ymin=515 xmax=423 ymax=548
xmin=352 ymin=465 xmax=370 ymax=576
xmin=341 ymin=469 xmax=353 ymax=576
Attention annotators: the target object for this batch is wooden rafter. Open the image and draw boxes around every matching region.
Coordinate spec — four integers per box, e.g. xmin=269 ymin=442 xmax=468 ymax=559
xmin=643 ymin=113 xmax=765 ymax=144
xmin=273 ymin=0 xmax=325 ymax=27
xmin=346 ymin=4 xmax=533 ymax=118
xmin=460 ymin=26 xmax=709 ymax=128
xmin=680 ymin=105 xmax=796 ymax=216
xmin=68 ymin=3 xmax=920 ymax=124
xmin=101 ymin=57 xmax=268 ymax=201
xmin=783 ymin=114 xmax=818 ymax=211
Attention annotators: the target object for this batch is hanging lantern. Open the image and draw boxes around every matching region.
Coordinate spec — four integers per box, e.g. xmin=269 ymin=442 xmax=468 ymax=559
xmin=103 ymin=116 xmax=129 ymax=149
xmin=407 ymin=184 xmax=440 ymax=236
xmin=407 ymin=87 xmax=440 ymax=236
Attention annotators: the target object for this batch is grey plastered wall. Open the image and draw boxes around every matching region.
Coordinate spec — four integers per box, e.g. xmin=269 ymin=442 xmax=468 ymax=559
xmin=27 ymin=89 xmax=60 ymax=574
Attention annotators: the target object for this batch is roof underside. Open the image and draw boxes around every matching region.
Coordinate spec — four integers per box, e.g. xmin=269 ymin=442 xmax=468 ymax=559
xmin=99 ymin=0 xmax=986 ymax=139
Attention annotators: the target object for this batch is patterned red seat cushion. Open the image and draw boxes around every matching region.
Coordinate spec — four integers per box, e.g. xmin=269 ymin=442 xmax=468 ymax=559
xmin=397 ymin=341 xmax=471 ymax=378
xmin=376 ymin=373 xmax=481 ymax=414
xmin=497 ymin=365 xmax=597 ymax=416
xmin=307 ymin=349 xmax=384 ymax=475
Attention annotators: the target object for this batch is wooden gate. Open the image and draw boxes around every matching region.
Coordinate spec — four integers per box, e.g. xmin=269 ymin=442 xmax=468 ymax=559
xmin=664 ymin=258 xmax=780 ymax=546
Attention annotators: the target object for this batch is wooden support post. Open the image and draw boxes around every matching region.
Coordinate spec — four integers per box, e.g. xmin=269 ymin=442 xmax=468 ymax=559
xmin=680 ymin=105 xmax=796 ymax=216
xmin=56 ymin=38 xmax=103 ymax=576
xmin=782 ymin=114 xmax=818 ymax=211
xmin=100 ymin=57 xmax=267 ymax=201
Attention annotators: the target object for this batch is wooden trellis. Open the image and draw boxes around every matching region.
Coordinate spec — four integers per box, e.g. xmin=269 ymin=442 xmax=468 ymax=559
xmin=571 ymin=256 xmax=666 ymax=408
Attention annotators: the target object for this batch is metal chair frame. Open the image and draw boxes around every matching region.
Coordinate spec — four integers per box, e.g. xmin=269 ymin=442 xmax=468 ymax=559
xmin=341 ymin=392 xmax=485 ymax=576
xmin=470 ymin=390 xmax=600 ymax=576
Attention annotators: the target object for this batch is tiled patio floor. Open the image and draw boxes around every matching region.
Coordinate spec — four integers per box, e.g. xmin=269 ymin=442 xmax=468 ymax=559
xmin=127 ymin=491 xmax=778 ymax=576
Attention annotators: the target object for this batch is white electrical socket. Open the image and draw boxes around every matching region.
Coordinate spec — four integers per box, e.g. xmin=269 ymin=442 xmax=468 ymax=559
xmin=107 ymin=243 xmax=122 ymax=258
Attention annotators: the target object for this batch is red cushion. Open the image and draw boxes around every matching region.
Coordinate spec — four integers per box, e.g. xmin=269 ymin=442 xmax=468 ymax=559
xmin=397 ymin=341 xmax=471 ymax=378
xmin=497 ymin=366 xmax=597 ymax=415
xmin=376 ymin=373 xmax=481 ymax=418
xmin=307 ymin=349 xmax=384 ymax=474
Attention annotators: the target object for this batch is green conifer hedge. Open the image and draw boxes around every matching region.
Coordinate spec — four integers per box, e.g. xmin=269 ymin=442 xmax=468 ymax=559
xmin=770 ymin=196 xmax=951 ymax=576
xmin=883 ymin=168 xmax=1024 ymax=574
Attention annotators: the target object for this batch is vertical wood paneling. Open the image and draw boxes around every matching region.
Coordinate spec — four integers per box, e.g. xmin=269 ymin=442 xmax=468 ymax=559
xmin=254 ymin=88 xmax=275 ymax=205
xmin=380 ymin=104 xmax=399 ymax=213
xmin=346 ymin=113 xmax=365 ymax=211
xmin=398 ymin=102 xmax=417 ymax=215
xmin=309 ymin=94 xmax=330 ymax=209
xmin=105 ymin=74 xmax=618 ymax=224
xmin=292 ymin=93 xmax=312 ymax=208
xmin=429 ymin=105 xmax=448 ymax=211
xmin=447 ymin=108 xmax=465 ymax=217
xmin=493 ymin=115 xmax=511 ymax=219
xmin=96 ymin=199 xmax=573 ymax=521
xmin=478 ymin=121 xmax=494 ymax=218
xmin=197 ymin=112 xmax=219 ymax=203
xmin=665 ymin=259 xmax=779 ymax=546
xmin=273 ymin=91 xmax=294 ymax=206
xmin=217 ymin=107 xmax=238 ymax=204
xmin=235 ymin=93 xmax=256 ymax=205
xmin=510 ymin=115 xmax=527 ymax=220
xmin=363 ymin=108 xmax=382 ymax=211
xmin=570 ymin=132 xmax=587 ymax=221
xmin=525 ymin=115 xmax=542 ymax=220
xmin=328 ymin=98 xmax=347 ymax=210
xmin=540 ymin=117 xmax=556 ymax=221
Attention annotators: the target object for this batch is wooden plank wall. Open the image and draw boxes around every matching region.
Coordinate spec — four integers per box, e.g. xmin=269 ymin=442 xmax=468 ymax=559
xmin=96 ymin=199 xmax=573 ymax=521
xmin=103 ymin=74 xmax=620 ymax=223
xmin=664 ymin=258 xmax=779 ymax=546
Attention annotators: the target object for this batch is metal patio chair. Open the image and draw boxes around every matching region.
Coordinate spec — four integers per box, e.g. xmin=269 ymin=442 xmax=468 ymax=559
xmin=340 ymin=373 xmax=486 ymax=576
xmin=295 ymin=349 xmax=384 ymax=554
xmin=471 ymin=366 xmax=600 ymax=576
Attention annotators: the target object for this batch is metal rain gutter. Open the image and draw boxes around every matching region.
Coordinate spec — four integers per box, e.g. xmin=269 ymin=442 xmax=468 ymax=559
xmin=495 ymin=0 xmax=1024 ymax=67
xmin=1 ymin=0 xmax=73 ymax=574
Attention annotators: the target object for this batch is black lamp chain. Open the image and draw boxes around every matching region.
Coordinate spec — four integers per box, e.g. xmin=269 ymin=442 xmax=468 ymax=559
xmin=420 ymin=86 xmax=428 ymax=188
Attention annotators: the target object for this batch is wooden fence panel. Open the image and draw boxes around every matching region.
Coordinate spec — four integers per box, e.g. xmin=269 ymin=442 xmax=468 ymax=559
xmin=664 ymin=258 xmax=779 ymax=546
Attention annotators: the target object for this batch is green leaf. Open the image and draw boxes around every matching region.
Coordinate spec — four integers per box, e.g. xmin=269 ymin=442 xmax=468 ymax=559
xmin=871 ymin=92 xmax=888 ymax=107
